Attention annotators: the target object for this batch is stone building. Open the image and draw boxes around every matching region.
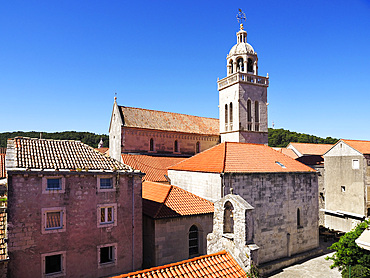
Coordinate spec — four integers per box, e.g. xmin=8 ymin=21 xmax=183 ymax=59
xmin=141 ymin=181 xmax=213 ymax=268
xmin=323 ymin=139 xmax=370 ymax=232
xmin=218 ymin=23 xmax=269 ymax=144
xmin=5 ymin=137 xmax=143 ymax=278
xmin=168 ymin=142 xmax=319 ymax=273
xmin=109 ymin=99 xmax=220 ymax=161
xmin=285 ymin=142 xmax=334 ymax=226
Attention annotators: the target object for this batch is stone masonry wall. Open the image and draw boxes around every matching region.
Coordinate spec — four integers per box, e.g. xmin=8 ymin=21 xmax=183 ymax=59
xmin=168 ymin=170 xmax=222 ymax=202
xmin=7 ymin=172 xmax=142 ymax=278
xmin=122 ymin=127 xmax=219 ymax=156
xmin=224 ymin=172 xmax=319 ymax=264
xmin=153 ymin=214 xmax=213 ymax=267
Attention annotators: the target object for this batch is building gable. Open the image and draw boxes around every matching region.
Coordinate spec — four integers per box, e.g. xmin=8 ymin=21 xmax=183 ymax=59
xmin=324 ymin=140 xmax=363 ymax=157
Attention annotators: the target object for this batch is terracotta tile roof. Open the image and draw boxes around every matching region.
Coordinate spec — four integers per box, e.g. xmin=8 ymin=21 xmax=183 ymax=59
xmin=341 ymin=139 xmax=370 ymax=155
xmin=273 ymin=148 xmax=299 ymax=159
xmin=0 ymin=154 xmax=5 ymax=178
xmin=142 ymin=181 xmax=214 ymax=219
xmin=119 ymin=106 xmax=219 ymax=136
xmin=288 ymin=142 xmax=334 ymax=156
xmin=113 ymin=250 xmax=247 ymax=278
xmin=122 ymin=154 xmax=185 ymax=182
xmin=169 ymin=142 xmax=316 ymax=173
xmin=95 ymin=147 xmax=109 ymax=155
xmin=7 ymin=137 xmax=134 ymax=172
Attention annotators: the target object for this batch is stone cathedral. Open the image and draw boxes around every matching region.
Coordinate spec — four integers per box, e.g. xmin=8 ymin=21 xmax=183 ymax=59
xmin=218 ymin=22 xmax=269 ymax=144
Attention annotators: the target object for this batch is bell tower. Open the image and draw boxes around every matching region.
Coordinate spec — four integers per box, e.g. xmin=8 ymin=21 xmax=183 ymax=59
xmin=218 ymin=11 xmax=269 ymax=144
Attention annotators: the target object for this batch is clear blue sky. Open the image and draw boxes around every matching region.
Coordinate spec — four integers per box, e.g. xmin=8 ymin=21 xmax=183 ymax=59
xmin=1 ymin=0 xmax=369 ymax=140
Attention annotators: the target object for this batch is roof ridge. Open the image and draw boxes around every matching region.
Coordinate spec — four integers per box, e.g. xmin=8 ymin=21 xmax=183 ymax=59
xmin=342 ymin=139 xmax=370 ymax=143
xmin=153 ymin=184 xmax=173 ymax=218
xmin=119 ymin=105 xmax=219 ymax=120
xmin=118 ymin=250 xmax=228 ymax=277
xmin=14 ymin=136 xmax=82 ymax=143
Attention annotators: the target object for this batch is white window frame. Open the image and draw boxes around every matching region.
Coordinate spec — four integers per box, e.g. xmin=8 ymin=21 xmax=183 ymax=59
xmin=97 ymin=176 xmax=116 ymax=192
xmin=42 ymin=176 xmax=65 ymax=194
xmin=352 ymin=159 xmax=360 ymax=170
xmin=97 ymin=203 xmax=117 ymax=228
xmin=41 ymin=207 xmax=66 ymax=234
xmin=97 ymin=243 xmax=117 ymax=269
xmin=41 ymin=251 xmax=66 ymax=278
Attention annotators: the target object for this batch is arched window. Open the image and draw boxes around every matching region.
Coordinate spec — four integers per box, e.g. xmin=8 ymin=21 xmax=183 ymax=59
xmin=189 ymin=225 xmax=199 ymax=257
xmin=229 ymin=60 xmax=234 ymax=74
xmin=254 ymin=101 xmax=259 ymax=131
xmin=247 ymin=58 xmax=253 ymax=73
xmin=237 ymin=58 xmax=244 ymax=72
xmin=149 ymin=138 xmax=154 ymax=151
xmin=174 ymin=140 xmax=178 ymax=153
xmin=196 ymin=142 xmax=200 ymax=153
xmin=229 ymin=102 xmax=233 ymax=129
xmin=223 ymin=201 xmax=234 ymax=234
xmin=297 ymin=208 xmax=301 ymax=227
xmin=247 ymin=100 xmax=252 ymax=131
xmin=225 ymin=104 xmax=228 ymax=130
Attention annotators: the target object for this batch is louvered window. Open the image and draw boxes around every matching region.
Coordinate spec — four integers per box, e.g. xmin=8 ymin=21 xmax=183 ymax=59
xmin=46 ymin=211 xmax=62 ymax=229
xmin=189 ymin=225 xmax=199 ymax=257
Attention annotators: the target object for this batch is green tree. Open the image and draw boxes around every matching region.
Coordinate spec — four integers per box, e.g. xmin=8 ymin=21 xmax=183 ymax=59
xmin=327 ymin=220 xmax=370 ymax=277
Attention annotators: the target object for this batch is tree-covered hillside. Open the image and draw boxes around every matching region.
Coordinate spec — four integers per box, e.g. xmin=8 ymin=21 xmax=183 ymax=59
xmin=268 ymin=128 xmax=338 ymax=147
xmin=0 ymin=131 xmax=109 ymax=148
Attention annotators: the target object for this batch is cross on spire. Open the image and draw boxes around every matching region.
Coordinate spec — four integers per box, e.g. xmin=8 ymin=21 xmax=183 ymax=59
xmin=236 ymin=9 xmax=246 ymax=25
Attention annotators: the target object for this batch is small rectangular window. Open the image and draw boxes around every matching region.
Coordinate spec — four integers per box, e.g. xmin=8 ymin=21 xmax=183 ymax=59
xmin=46 ymin=211 xmax=62 ymax=230
xmin=97 ymin=203 xmax=117 ymax=228
xmin=100 ymin=207 xmax=113 ymax=224
xmin=100 ymin=246 xmax=114 ymax=264
xmin=45 ymin=254 xmax=62 ymax=274
xmin=341 ymin=186 xmax=346 ymax=192
xmin=100 ymin=178 xmax=113 ymax=189
xmin=42 ymin=207 xmax=66 ymax=234
xmin=352 ymin=159 xmax=360 ymax=169
xmin=47 ymin=178 xmax=62 ymax=190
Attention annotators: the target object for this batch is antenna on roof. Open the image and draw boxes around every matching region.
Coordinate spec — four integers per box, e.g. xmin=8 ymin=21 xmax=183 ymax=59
xmin=114 ymin=90 xmax=117 ymax=102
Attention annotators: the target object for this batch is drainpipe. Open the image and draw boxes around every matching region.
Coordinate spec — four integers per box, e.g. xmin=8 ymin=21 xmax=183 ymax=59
xmin=131 ymin=175 xmax=135 ymax=271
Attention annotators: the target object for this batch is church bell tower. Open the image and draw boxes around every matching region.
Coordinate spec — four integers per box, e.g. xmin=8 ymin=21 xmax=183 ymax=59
xmin=218 ymin=12 xmax=269 ymax=144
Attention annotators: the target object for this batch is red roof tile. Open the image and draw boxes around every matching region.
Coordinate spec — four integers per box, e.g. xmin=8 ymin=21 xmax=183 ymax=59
xmin=169 ymin=142 xmax=316 ymax=173
xmin=122 ymin=154 xmax=185 ymax=182
xmin=7 ymin=137 xmax=133 ymax=172
xmin=113 ymin=250 xmax=247 ymax=278
xmin=288 ymin=142 xmax=334 ymax=156
xmin=142 ymin=181 xmax=214 ymax=219
xmin=341 ymin=139 xmax=370 ymax=155
xmin=95 ymin=147 xmax=109 ymax=155
xmin=119 ymin=106 xmax=219 ymax=136
xmin=0 ymin=154 xmax=5 ymax=178
xmin=273 ymin=148 xmax=299 ymax=159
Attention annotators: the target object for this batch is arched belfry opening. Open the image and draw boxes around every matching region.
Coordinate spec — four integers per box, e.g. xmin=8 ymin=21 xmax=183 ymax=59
xmin=247 ymin=58 xmax=253 ymax=73
xmin=229 ymin=60 xmax=234 ymax=74
xmin=237 ymin=58 xmax=244 ymax=72
xmin=223 ymin=201 xmax=234 ymax=234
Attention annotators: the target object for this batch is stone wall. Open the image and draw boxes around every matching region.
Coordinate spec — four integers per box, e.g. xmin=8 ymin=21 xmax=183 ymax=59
xmin=168 ymin=170 xmax=222 ymax=202
xmin=143 ymin=214 xmax=213 ymax=268
xmin=7 ymin=171 xmax=142 ymax=278
xmin=219 ymin=80 xmax=268 ymax=145
xmin=224 ymin=172 xmax=319 ymax=264
xmin=324 ymin=142 xmax=366 ymax=232
xmin=109 ymin=101 xmax=123 ymax=161
xmin=0 ymin=208 xmax=7 ymax=278
xmin=122 ymin=127 xmax=219 ymax=156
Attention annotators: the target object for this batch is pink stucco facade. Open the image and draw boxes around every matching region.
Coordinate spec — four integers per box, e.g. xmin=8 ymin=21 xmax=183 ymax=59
xmin=7 ymin=171 xmax=143 ymax=278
